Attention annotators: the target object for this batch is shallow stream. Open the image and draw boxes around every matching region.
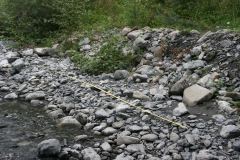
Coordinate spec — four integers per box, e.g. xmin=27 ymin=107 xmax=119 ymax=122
xmin=0 ymin=100 xmax=99 ymax=160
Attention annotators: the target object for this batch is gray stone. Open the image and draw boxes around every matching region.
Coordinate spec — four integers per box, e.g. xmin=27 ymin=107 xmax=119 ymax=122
xmin=102 ymin=127 xmax=117 ymax=135
xmin=59 ymin=116 xmax=82 ymax=128
xmin=212 ymin=114 xmax=226 ymax=123
xmin=26 ymin=91 xmax=45 ymax=100
xmin=128 ymin=125 xmax=142 ymax=132
xmin=74 ymin=135 xmax=88 ymax=141
xmin=117 ymin=135 xmax=140 ymax=145
xmin=170 ymin=132 xmax=180 ymax=142
xmin=114 ymin=70 xmax=129 ymax=80
xmin=0 ymin=59 xmax=10 ymax=68
xmin=34 ymin=47 xmax=51 ymax=56
xmin=48 ymin=109 xmax=64 ymax=119
xmin=233 ymin=141 xmax=240 ymax=152
xmin=75 ymin=112 xmax=88 ymax=125
xmin=141 ymin=134 xmax=158 ymax=142
xmin=38 ymin=139 xmax=61 ymax=157
xmin=127 ymin=30 xmax=142 ymax=39
xmin=220 ymin=125 xmax=240 ymax=138
xmin=133 ymin=91 xmax=152 ymax=102
xmin=173 ymin=102 xmax=189 ymax=116
xmin=100 ymin=142 xmax=112 ymax=152
xmin=220 ymin=39 xmax=232 ymax=48
xmin=12 ymin=58 xmax=24 ymax=72
xmin=95 ymin=108 xmax=110 ymax=119
xmin=6 ymin=51 xmax=19 ymax=63
xmin=122 ymin=27 xmax=132 ymax=35
xmin=169 ymin=30 xmax=180 ymax=41
xmin=185 ymin=134 xmax=196 ymax=145
xmin=161 ymin=155 xmax=172 ymax=160
xmin=116 ymin=103 xmax=130 ymax=112
xmin=190 ymin=46 xmax=202 ymax=55
xmin=133 ymin=37 xmax=147 ymax=51
xmin=115 ymin=153 xmax=134 ymax=160
xmin=196 ymin=31 xmax=213 ymax=43
xmin=218 ymin=101 xmax=234 ymax=113
xmin=183 ymin=60 xmax=206 ymax=70
xmin=196 ymin=150 xmax=217 ymax=160
xmin=22 ymin=49 xmax=33 ymax=56
xmin=78 ymin=38 xmax=90 ymax=46
xmin=223 ymin=92 xmax=240 ymax=101
xmin=4 ymin=93 xmax=18 ymax=99
xmin=183 ymin=84 xmax=213 ymax=106
xmin=133 ymin=73 xmax=148 ymax=82
xmin=81 ymin=147 xmax=101 ymax=160
xmin=170 ymin=78 xmax=189 ymax=95
xmin=112 ymin=121 xmax=124 ymax=129
xmin=135 ymin=65 xmax=153 ymax=75
xmin=127 ymin=144 xmax=145 ymax=154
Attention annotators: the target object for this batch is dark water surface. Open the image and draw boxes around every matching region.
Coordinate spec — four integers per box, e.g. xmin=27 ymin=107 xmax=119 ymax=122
xmin=0 ymin=100 xmax=97 ymax=160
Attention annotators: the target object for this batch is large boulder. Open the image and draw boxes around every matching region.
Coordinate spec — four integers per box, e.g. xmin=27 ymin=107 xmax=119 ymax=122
xmin=38 ymin=139 xmax=61 ymax=157
xmin=183 ymin=84 xmax=213 ymax=106
xmin=81 ymin=147 xmax=101 ymax=160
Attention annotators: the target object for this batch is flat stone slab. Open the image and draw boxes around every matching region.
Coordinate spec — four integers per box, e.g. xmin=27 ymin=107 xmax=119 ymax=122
xmin=183 ymin=84 xmax=213 ymax=106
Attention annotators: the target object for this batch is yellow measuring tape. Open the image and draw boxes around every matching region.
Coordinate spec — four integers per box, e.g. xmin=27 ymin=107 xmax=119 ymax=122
xmin=44 ymin=67 xmax=188 ymax=129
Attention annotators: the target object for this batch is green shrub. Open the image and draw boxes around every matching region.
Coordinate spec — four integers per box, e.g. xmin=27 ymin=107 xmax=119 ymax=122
xmin=70 ymin=35 xmax=141 ymax=74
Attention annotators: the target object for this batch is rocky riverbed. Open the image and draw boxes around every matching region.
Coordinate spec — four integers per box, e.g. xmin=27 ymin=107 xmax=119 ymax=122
xmin=0 ymin=27 xmax=240 ymax=160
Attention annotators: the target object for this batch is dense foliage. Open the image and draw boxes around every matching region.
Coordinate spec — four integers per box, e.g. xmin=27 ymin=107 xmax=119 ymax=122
xmin=1 ymin=0 xmax=240 ymax=45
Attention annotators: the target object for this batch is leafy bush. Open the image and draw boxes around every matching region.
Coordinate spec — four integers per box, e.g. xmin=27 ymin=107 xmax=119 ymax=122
xmin=70 ymin=35 xmax=141 ymax=74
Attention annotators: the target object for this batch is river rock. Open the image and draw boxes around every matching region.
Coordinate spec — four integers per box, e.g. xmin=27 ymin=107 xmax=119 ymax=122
xmin=100 ymin=142 xmax=112 ymax=152
xmin=59 ymin=116 xmax=82 ymax=128
xmin=81 ymin=147 xmax=101 ymax=160
xmin=74 ymin=135 xmax=88 ymax=141
xmin=38 ymin=139 xmax=61 ymax=157
xmin=4 ymin=92 xmax=18 ymax=99
xmin=117 ymin=135 xmax=140 ymax=145
xmin=34 ymin=47 xmax=51 ymax=56
xmin=114 ymin=70 xmax=129 ymax=80
xmin=25 ymin=91 xmax=45 ymax=100
xmin=116 ymin=103 xmax=130 ymax=112
xmin=173 ymin=102 xmax=189 ymax=116
xmin=95 ymin=108 xmax=110 ymax=119
xmin=102 ymin=127 xmax=117 ymax=135
xmin=12 ymin=58 xmax=24 ymax=72
xmin=170 ymin=132 xmax=180 ymax=142
xmin=196 ymin=150 xmax=217 ymax=160
xmin=183 ymin=84 xmax=213 ymax=106
xmin=133 ymin=37 xmax=147 ymax=51
xmin=233 ymin=140 xmax=240 ymax=152
xmin=141 ymin=134 xmax=158 ymax=142
xmin=220 ymin=125 xmax=240 ymax=138
xmin=115 ymin=153 xmax=134 ymax=160
xmin=170 ymin=78 xmax=189 ymax=95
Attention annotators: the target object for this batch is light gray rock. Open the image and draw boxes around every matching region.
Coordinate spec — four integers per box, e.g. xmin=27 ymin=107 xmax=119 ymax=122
xmin=78 ymin=38 xmax=90 ymax=46
xmin=173 ymin=102 xmax=189 ymax=116
xmin=212 ymin=114 xmax=226 ymax=123
xmin=196 ymin=150 xmax=217 ymax=160
xmin=133 ymin=91 xmax=152 ymax=102
xmin=34 ymin=47 xmax=51 ymax=56
xmin=169 ymin=30 xmax=180 ymax=41
xmin=26 ymin=91 xmax=45 ymax=100
xmin=6 ymin=51 xmax=19 ymax=63
xmin=196 ymin=31 xmax=213 ymax=43
xmin=161 ymin=155 xmax=172 ymax=160
xmin=183 ymin=60 xmax=206 ymax=70
xmin=135 ymin=65 xmax=153 ymax=75
xmin=48 ymin=109 xmax=64 ymax=119
xmin=117 ymin=135 xmax=140 ymax=145
xmin=183 ymin=84 xmax=213 ymax=106
xmin=170 ymin=132 xmax=180 ymax=142
xmin=133 ymin=73 xmax=148 ymax=82
xmin=95 ymin=108 xmax=110 ymax=119
xmin=185 ymin=134 xmax=196 ymax=145
xmin=22 ymin=49 xmax=33 ymax=56
xmin=38 ymin=139 xmax=61 ymax=157
xmin=133 ymin=37 xmax=147 ymax=51
xmin=116 ymin=103 xmax=130 ymax=112
xmin=12 ymin=58 xmax=24 ymax=72
xmin=218 ymin=101 xmax=234 ymax=113
xmin=122 ymin=27 xmax=132 ymax=35
xmin=141 ymin=134 xmax=158 ymax=142
xmin=220 ymin=125 xmax=240 ymax=138
xmin=115 ymin=153 xmax=134 ymax=160
xmin=81 ymin=147 xmax=101 ymax=160
xmin=128 ymin=125 xmax=142 ymax=132
xmin=127 ymin=30 xmax=142 ymax=39
xmin=0 ymin=59 xmax=10 ymax=68
xmin=127 ymin=144 xmax=145 ymax=154
xmin=74 ymin=135 xmax=88 ymax=141
xmin=102 ymin=127 xmax=117 ymax=135
xmin=170 ymin=78 xmax=189 ymax=95
xmin=59 ymin=116 xmax=82 ymax=128
xmin=4 ymin=93 xmax=18 ymax=99
xmin=100 ymin=142 xmax=112 ymax=152
xmin=190 ymin=46 xmax=202 ymax=55
xmin=114 ymin=70 xmax=129 ymax=80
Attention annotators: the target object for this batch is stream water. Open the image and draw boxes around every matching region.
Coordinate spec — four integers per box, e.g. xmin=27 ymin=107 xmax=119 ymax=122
xmin=0 ymin=100 xmax=100 ymax=160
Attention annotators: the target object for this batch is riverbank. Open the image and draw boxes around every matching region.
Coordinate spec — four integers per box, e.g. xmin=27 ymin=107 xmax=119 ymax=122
xmin=0 ymin=27 xmax=240 ymax=160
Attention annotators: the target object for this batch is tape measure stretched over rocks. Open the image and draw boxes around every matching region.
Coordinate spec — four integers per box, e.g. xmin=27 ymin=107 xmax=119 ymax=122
xmin=44 ymin=67 xmax=188 ymax=129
